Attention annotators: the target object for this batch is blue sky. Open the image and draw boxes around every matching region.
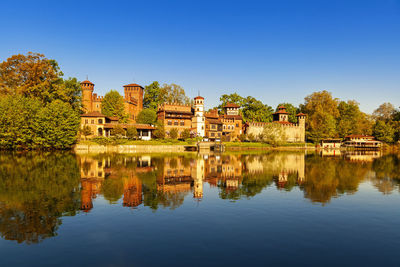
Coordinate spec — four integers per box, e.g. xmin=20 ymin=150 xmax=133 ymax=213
xmin=1 ymin=0 xmax=399 ymax=113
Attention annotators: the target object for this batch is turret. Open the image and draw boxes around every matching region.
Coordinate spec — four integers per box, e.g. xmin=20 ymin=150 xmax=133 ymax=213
xmin=81 ymin=80 xmax=94 ymax=113
xmin=123 ymin=83 xmax=144 ymax=109
xmin=192 ymin=96 xmax=205 ymax=137
xmin=296 ymin=113 xmax=306 ymax=128
xmin=273 ymin=106 xmax=289 ymax=122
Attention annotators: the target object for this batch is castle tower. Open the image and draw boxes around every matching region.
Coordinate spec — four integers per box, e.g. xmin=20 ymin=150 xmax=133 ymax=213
xmin=192 ymin=157 xmax=205 ymax=200
xmin=81 ymin=80 xmax=94 ymax=113
xmin=296 ymin=113 xmax=306 ymax=142
xmin=123 ymin=83 xmax=144 ymax=122
xmin=273 ymin=106 xmax=289 ymax=122
xmin=192 ymin=96 xmax=205 ymax=137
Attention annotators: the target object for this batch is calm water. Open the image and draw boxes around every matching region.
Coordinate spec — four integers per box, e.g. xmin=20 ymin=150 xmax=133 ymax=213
xmin=0 ymin=150 xmax=400 ymax=266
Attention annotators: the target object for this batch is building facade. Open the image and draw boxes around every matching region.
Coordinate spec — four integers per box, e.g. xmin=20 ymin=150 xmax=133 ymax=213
xmin=81 ymin=80 xmax=143 ymax=123
xmin=244 ymin=106 xmax=306 ymax=142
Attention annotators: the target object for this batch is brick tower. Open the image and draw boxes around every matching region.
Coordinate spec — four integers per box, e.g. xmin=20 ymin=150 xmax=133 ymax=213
xmin=81 ymin=80 xmax=94 ymax=113
xmin=123 ymin=83 xmax=144 ymax=121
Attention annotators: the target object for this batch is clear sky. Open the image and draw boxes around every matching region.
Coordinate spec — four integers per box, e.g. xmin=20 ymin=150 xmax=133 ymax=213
xmin=1 ymin=0 xmax=399 ymax=113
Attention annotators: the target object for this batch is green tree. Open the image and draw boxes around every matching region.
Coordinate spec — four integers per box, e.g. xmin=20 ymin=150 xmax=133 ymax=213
xmin=143 ymin=81 xmax=162 ymax=110
xmin=217 ymin=93 xmax=245 ymax=114
xmin=336 ymin=100 xmax=373 ymax=137
xmin=373 ymin=120 xmax=395 ymax=143
xmin=111 ymin=125 xmax=125 ymax=136
xmin=169 ymin=128 xmax=179 ymax=139
xmin=242 ymin=96 xmax=273 ymax=122
xmin=153 ymin=121 xmax=166 ymax=139
xmin=101 ymin=90 xmax=128 ymax=123
xmin=276 ymin=103 xmax=299 ymax=123
xmin=0 ymin=96 xmax=80 ymax=150
xmin=126 ymin=127 xmax=138 ymax=140
xmin=137 ymin=109 xmax=157 ymax=124
xmin=161 ymin=83 xmax=191 ymax=104
xmin=181 ymin=128 xmax=191 ymax=140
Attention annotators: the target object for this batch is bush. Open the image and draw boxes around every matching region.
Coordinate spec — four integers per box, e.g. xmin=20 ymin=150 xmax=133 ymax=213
xmin=126 ymin=127 xmax=138 ymax=140
xmin=181 ymin=129 xmax=191 ymax=140
xmin=137 ymin=109 xmax=157 ymax=124
xmin=169 ymin=128 xmax=179 ymax=139
xmin=111 ymin=125 xmax=125 ymax=137
xmin=153 ymin=121 xmax=166 ymax=139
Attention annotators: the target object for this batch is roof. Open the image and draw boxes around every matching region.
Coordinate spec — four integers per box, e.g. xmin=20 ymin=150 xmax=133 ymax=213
xmin=224 ymin=103 xmax=240 ymax=108
xmin=296 ymin=113 xmax=306 ymax=116
xmin=345 ymin=134 xmax=375 ymax=139
xmin=123 ymin=83 xmax=143 ymax=88
xmin=107 ymin=116 xmax=119 ymax=121
xmin=161 ymin=110 xmax=193 ymax=115
xmin=222 ymin=114 xmax=243 ymax=120
xmin=81 ymin=80 xmax=94 ymax=85
xmin=104 ymin=124 xmax=155 ymax=130
xmin=207 ymin=118 xmax=222 ymax=124
xmin=194 ymin=96 xmax=204 ymax=100
xmin=274 ymin=110 xmax=288 ymax=115
xmin=278 ymin=105 xmax=286 ymax=109
xmin=81 ymin=111 xmax=106 ymax=117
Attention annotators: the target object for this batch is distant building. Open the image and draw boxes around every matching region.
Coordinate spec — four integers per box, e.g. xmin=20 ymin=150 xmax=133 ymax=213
xmin=342 ymin=135 xmax=382 ymax=149
xmin=157 ymin=102 xmax=194 ymax=137
xmin=244 ymin=106 xmax=306 ymax=142
xmin=80 ymin=111 xmax=155 ymax=140
xmin=320 ymin=139 xmax=342 ymax=149
xmin=81 ymin=80 xmax=143 ymax=123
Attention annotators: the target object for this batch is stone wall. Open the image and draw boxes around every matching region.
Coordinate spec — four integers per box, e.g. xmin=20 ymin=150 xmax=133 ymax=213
xmin=246 ymin=122 xmax=305 ymax=142
xmin=75 ymin=144 xmax=187 ymax=154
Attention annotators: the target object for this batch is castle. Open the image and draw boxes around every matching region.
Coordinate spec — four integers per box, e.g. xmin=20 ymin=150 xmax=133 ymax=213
xmin=157 ymin=97 xmax=243 ymax=140
xmin=244 ymin=106 xmax=306 ymax=142
xmin=81 ymin=80 xmax=143 ymax=122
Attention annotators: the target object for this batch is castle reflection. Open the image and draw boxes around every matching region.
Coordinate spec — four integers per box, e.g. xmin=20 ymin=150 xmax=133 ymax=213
xmin=1 ymin=151 xmax=400 ymax=244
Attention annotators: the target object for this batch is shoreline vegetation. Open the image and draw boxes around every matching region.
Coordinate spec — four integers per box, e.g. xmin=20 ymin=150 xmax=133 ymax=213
xmin=1 ymin=52 xmax=400 ymax=151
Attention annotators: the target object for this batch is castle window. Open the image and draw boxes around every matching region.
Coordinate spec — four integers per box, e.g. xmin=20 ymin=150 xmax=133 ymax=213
xmin=174 ymin=121 xmax=178 ymax=126
xmin=98 ymin=119 xmax=103 ymax=124
xmin=91 ymin=119 xmax=94 ymax=124
xmin=85 ymin=119 xmax=88 ymax=124
xmin=180 ymin=121 xmax=184 ymax=126
xmin=168 ymin=120 xmax=172 ymax=125
xmin=236 ymin=123 xmax=239 ymax=127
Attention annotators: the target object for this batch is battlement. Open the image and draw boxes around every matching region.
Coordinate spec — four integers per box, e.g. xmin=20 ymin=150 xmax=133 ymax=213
xmin=158 ymin=102 xmax=192 ymax=112
xmin=92 ymin=94 xmax=104 ymax=102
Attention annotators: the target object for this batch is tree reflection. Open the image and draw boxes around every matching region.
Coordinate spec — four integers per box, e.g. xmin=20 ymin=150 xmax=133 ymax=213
xmin=0 ymin=152 xmax=80 ymax=244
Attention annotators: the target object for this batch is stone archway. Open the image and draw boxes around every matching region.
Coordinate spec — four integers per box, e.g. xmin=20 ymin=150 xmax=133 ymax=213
xmin=98 ymin=128 xmax=103 ymax=136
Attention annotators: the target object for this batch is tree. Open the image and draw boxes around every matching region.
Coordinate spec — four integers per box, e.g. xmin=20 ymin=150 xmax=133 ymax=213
xmin=0 ymin=95 xmax=80 ymax=150
xmin=153 ymin=121 xmax=166 ymax=139
xmin=0 ymin=52 xmax=82 ymax=112
xmin=373 ymin=102 xmax=395 ymax=121
xmin=336 ymin=100 xmax=373 ymax=137
xmin=181 ymin=128 xmax=191 ymax=140
xmin=137 ymin=109 xmax=157 ymax=124
xmin=217 ymin=93 xmax=245 ymax=114
xmin=161 ymin=83 xmax=191 ymax=105
xmin=80 ymin=126 xmax=92 ymax=140
xmin=300 ymin=91 xmax=340 ymax=142
xmin=373 ymin=120 xmax=395 ymax=143
xmin=276 ymin=103 xmax=299 ymax=123
xmin=261 ymin=123 xmax=287 ymax=146
xmin=242 ymin=96 xmax=273 ymax=123
xmin=111 ymin=125 xmax=125 ymax=136
xmin=101 ymin=90 xmax=128 ymax=123
xmin=126 ymin=127 xmax=138 ymax=140
xmin=169 ymin=128 xmax=179 ymax=139
xmin=143 ymin=81 xmax=162 ymax=110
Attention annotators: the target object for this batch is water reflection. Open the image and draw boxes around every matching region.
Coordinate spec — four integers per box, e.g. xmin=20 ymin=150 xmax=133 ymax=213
xmin=0 ymin=151 xmax=399 ymax=244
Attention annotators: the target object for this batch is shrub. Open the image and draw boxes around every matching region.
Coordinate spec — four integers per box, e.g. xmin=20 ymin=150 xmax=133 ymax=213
xmin=126 ymin=127 xmax=138 ymax=140
xmin=181 ymin=129 xmax=191 ymax=140
xmin=169 ymin=128 xmax=179 ymax=139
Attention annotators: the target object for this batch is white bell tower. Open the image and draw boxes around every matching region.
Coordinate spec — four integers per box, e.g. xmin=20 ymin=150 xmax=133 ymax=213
xmin=192 ymin=96 xmax=205 ymax=137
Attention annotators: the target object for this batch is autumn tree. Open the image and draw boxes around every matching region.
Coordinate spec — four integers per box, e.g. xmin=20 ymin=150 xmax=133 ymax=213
xmin=300 ymin=91 xmax=339 ymax=142
xmin=373 ymin=102 xmax=395 ymax=121
xmin=181 ymin=128 xmax=191 ymax=140
xmin=373 ymin=120 xmax=395 ymax=143
xmin=80 ymin=125 xmax=92 ymax=140
xmin=137 ymin=109 xmax=157 ymax=124
xmin=0 ymin=52 xmax=82 ymax=112
xmin=101 ymin=90 xmax=128 ymax=123
xmin=153 ymin=121 xmax=166 ymax=139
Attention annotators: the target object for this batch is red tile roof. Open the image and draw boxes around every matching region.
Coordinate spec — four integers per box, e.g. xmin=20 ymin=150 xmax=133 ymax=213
xmin=274 ymin=110 xmax=288 ymax=114
xmin=224 ymin=103 xmax=240 ymax=108
xmin=123 ymin=83 xmax=143 ymax=88
xmin=81 ymin=80 xmax=94 ymax=85
xmin=194 ymin=96 xmax=204 ymax=99
xmin=81 ymin=111 xmax=106 ymax=117
xmin=345 ymin=134 xmax=375 ymax=139
xmin=296 ymin=113 xmax=306 ymax=116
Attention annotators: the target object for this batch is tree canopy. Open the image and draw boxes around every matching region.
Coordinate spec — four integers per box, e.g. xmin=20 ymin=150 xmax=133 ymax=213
xmin=276 ymin=103 xmax=299 ymax=123
xmin=143 ymin=82 xmax=190 ymax=110
xmin=137 ymin=109 xmax=157 ymax=124
xmin=101 ymin=90 xmax=128 ymax=123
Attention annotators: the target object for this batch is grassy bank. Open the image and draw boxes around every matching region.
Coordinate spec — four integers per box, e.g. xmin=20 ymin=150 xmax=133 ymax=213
xmin=78 ymin=139 xmax=198 ymax=146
